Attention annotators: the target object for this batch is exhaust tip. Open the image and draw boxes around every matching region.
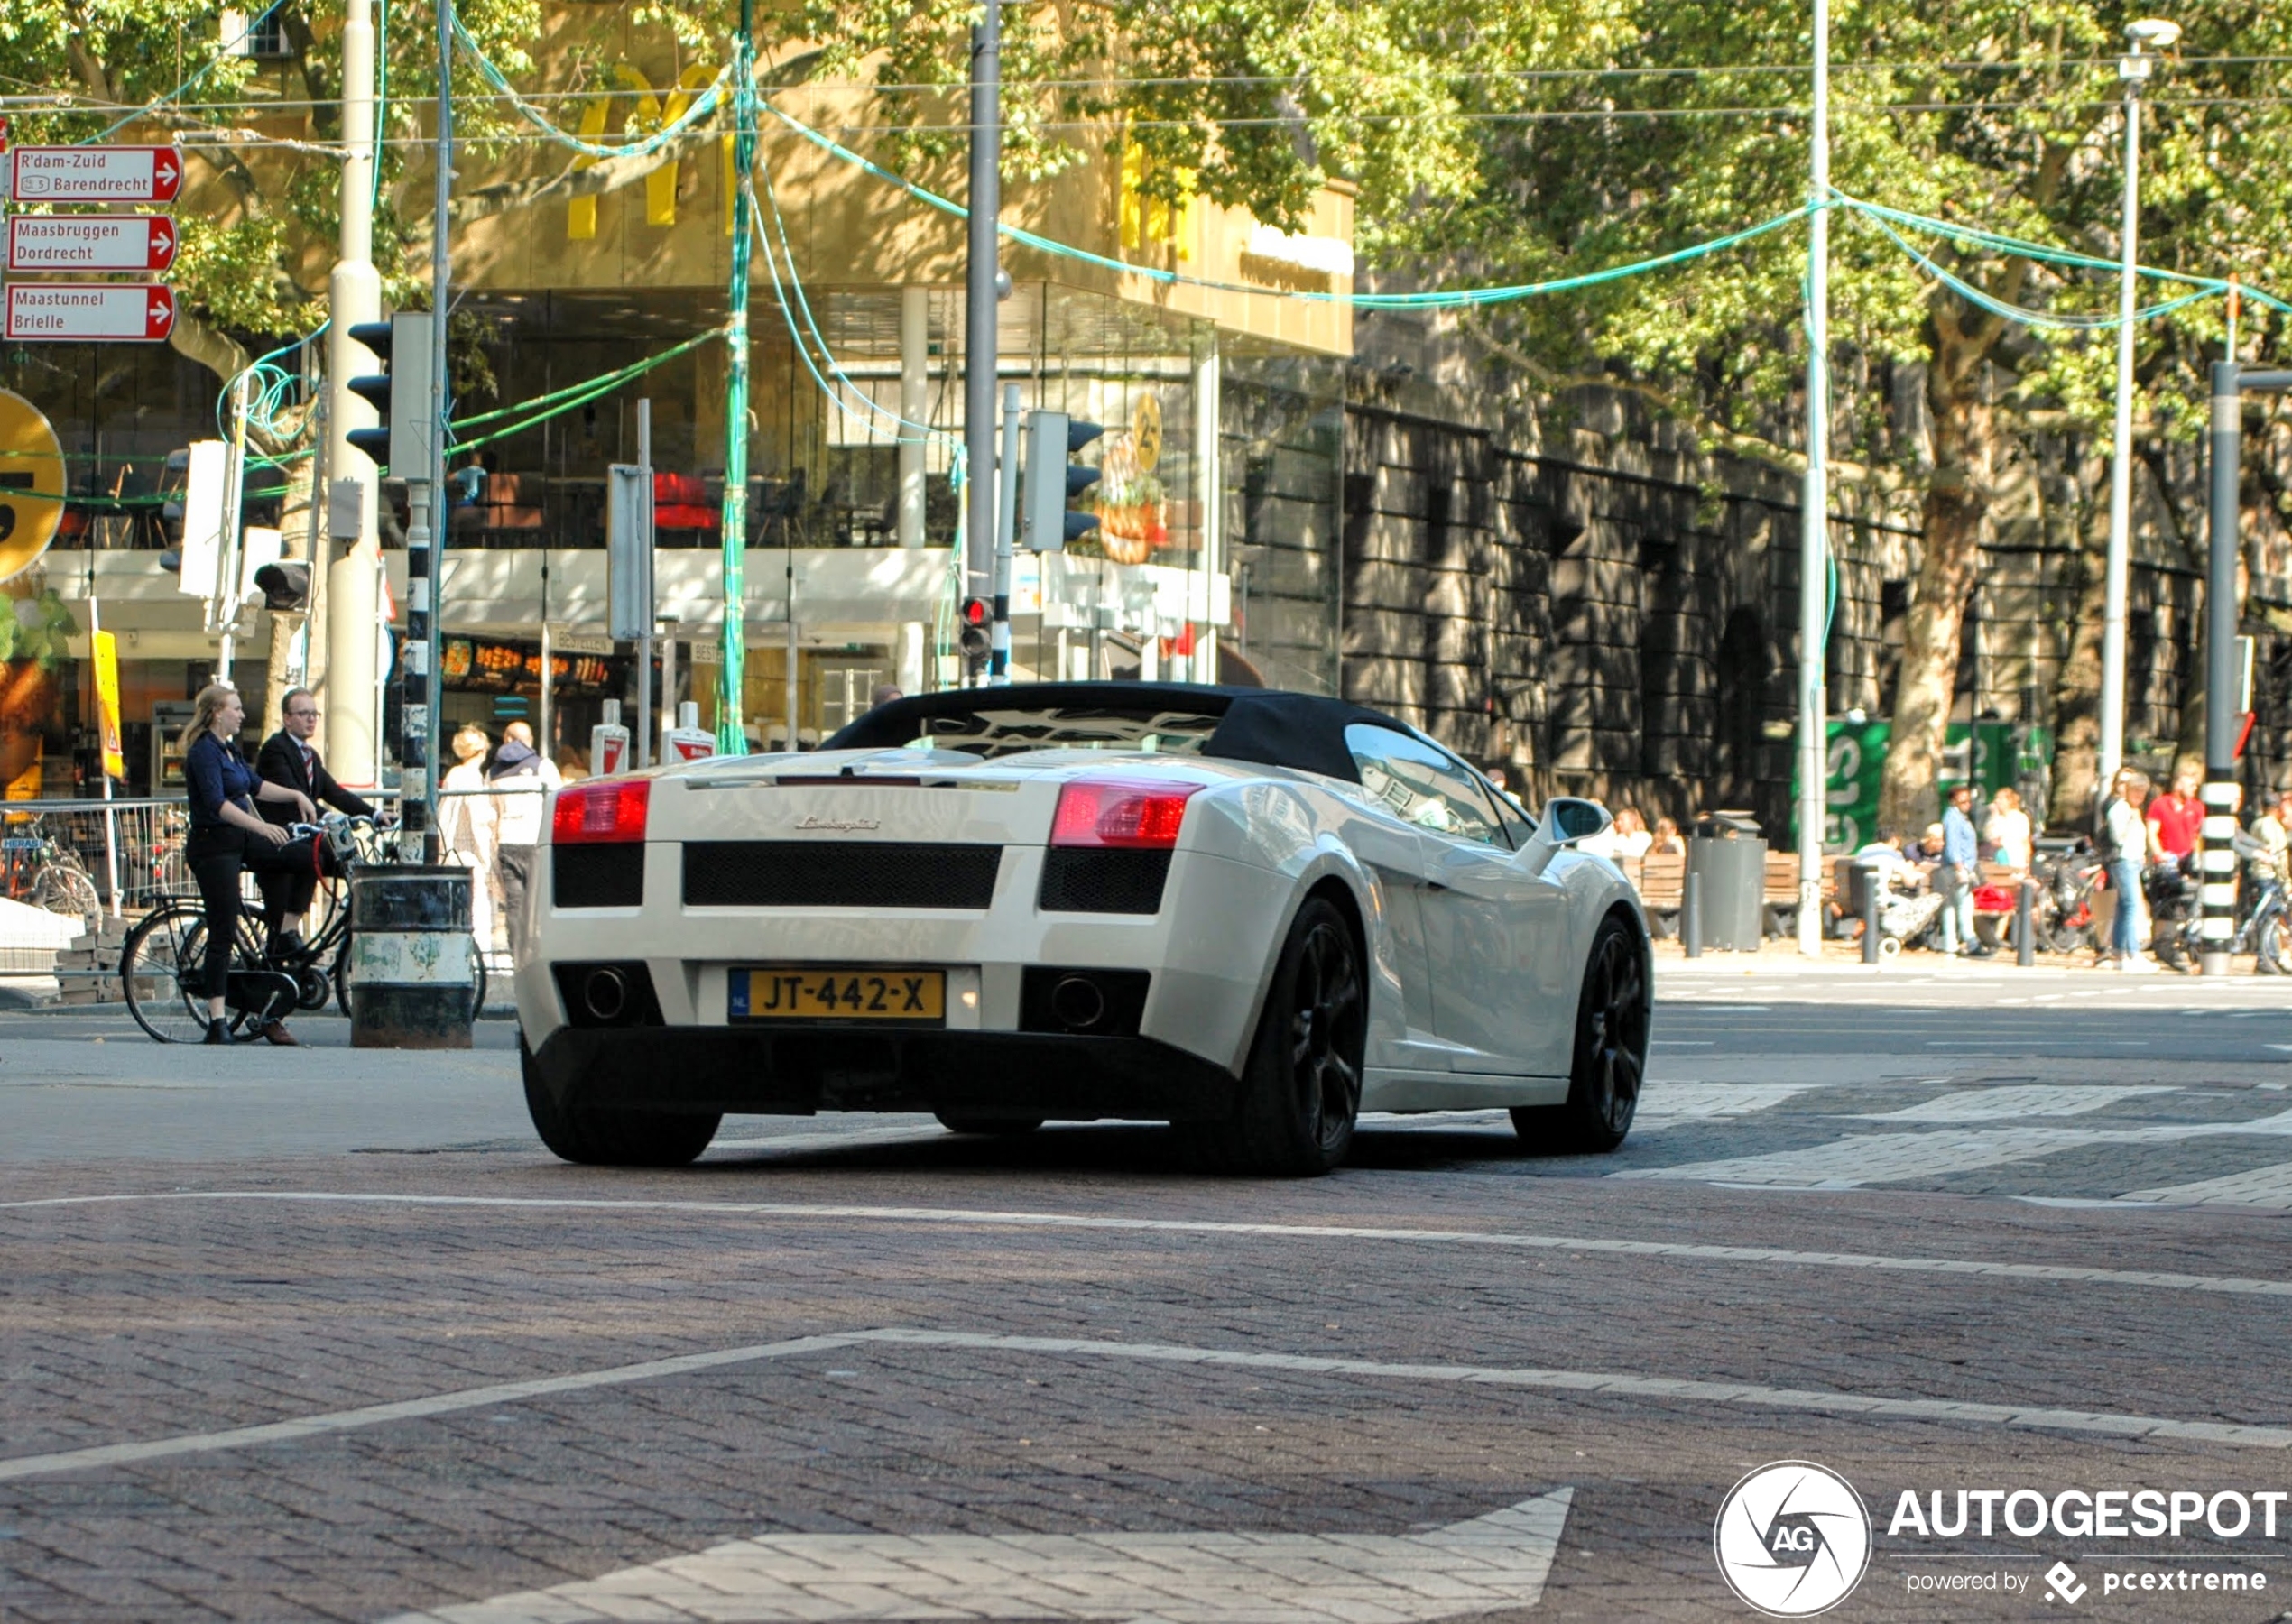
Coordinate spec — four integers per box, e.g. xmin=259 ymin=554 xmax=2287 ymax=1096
xmin=582 ymin=966 xmax=630 ymax=1023
xmin=1049 ymin=973 xmax=1106 ymax=1031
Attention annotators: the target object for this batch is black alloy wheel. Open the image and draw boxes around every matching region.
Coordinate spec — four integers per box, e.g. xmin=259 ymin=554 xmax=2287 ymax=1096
xmin=1185 ymin=894 xmax=1366 ymax=1177
xmin=1515 ymin=915 xmax=1648 ymax=1153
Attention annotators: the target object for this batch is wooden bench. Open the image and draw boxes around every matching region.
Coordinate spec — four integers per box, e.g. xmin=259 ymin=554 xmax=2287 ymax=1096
xmin=1631 ymin=852 xmax=1686 ymax=937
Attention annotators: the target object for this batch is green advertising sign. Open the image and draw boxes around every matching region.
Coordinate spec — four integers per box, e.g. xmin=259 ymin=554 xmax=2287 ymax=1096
xmin=1797 ymin=719 xmax=2050 ymax=850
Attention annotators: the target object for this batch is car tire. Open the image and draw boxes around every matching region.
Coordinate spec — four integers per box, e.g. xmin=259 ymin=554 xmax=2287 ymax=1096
xmin=521 ymin=1037 xmax=721 ymax=1167
xmin=1182 ymin=894 xmax=1365 ymax=1178
xmin=935 ymin=1114 xmax=1045 ymax=1136
xmin=1512 ymin=914 xmax=1648 ymax=1154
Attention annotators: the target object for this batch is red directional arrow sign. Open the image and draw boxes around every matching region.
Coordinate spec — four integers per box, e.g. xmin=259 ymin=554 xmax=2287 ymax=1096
xmin=5 ymin=284 xmax=177 ymax=343
xmin=9 ymin=146 xmax=182 ymax=204
xmin=6 ymin=216 xmax=177 ymax=272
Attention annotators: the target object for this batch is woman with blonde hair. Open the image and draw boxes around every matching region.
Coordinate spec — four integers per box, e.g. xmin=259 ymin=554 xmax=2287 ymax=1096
xmin=179 ymin=683 xmax=325 ymax=1043
xmin=1984 ymin=785 xmax=2034 ymax=874
xmin=439 ymin=723 xmax=498 ymax=950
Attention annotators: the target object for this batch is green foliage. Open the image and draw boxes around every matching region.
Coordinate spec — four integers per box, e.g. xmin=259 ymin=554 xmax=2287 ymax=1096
xmin=1384 ymin=0 xmax=2292 ymax=466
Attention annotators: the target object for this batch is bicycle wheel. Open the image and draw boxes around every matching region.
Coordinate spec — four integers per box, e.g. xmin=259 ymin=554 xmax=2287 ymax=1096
xmin=32 ymin=863 xmax=101 ymax=937
xmin=122 ymin=902 xmax=213 ymax=1043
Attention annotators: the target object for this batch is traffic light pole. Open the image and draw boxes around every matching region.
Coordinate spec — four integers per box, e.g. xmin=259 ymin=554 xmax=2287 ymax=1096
xmin=419 ymin=0 xmax=455 ymax=850
xmin=2198 ymin=364 xmax=2290 ymax=973
xmin=990 ymin=383 xmax=1021 ymax=684
xmin=324 ymin=0 xmax=383 ymax=785
xmin=964 ymin=0 xmax=1002 ymax=651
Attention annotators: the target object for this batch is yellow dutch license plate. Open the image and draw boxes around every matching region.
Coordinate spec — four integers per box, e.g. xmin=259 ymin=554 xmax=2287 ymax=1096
xmin=731 ymin=966 xmax=946 ymax=1023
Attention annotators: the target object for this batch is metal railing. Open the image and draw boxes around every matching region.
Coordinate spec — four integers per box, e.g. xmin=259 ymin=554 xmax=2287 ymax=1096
xmin=0 ymin=788 xmax=535 ymax=992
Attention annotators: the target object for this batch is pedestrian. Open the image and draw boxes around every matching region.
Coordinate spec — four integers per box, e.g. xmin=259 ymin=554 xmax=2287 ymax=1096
xmin=869 ymin=683 xmax=903 ymax=711
xmin=485 ymin=717 xmax=560 ymax=966
xmin=180 ymin=683 xmax=327 ymax=1044
xmin=2147 ymin=765 xmax=2204 ymax=861
xmin=2097 ymin=766 xmax=2158 ymax=973
xmin=439 ymin=724 xmax=498 ymax=953
xmin=2254 ymin=788 xmax=2292 ymax=883
xmin=1650 ymin=817 xmax=1686 ymax=856
xmin=1983 ymin=785 xmax=2033 ymax=875
xmin=1610 ymin=807 xmax=1654 ymax=860
xmin=255 ymin=686 xmax=388 ymax=958
xmin=1940 ymin=784 xmax=1990 ymax=956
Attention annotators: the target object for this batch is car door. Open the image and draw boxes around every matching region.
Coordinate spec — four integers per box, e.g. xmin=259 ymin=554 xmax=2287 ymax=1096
xmin=1346 ymin=726 xmax=1571 ymax=1075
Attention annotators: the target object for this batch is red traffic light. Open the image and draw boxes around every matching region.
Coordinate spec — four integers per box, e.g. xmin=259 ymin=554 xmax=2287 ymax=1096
xmin=958 ymin=596 xmax=992 ymax=660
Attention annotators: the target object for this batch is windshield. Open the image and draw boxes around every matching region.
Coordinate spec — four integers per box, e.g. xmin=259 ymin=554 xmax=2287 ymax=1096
xmin=898 ymin=705 xmax=1225 ymax=760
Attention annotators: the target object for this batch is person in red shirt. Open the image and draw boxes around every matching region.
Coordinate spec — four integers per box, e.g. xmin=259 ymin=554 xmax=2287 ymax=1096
xmin=2147 ymin=767 xmax=2204 ymax=859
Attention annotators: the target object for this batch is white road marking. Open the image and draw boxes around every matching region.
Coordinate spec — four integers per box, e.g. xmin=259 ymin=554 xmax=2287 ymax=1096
xmin=374 ymin=1491 xmax=1577 ymax=1624
xmin=1854 ymin=1084 xmax=2179 ymax=1122
xmin=1633 ymin=1083 xmax=1820 ymax=1121
xmin=5 ymin=1328 xmax=2283 ymax=1490
xmin=2118 ymin=1163 xmax=2292 ymax=1209
xmin=708 ymin=1124 xmax=949 ymax=1155
xmin=5 ymin=1190 xmax=2289 ymax=1296
xmin=1615 ymin=1110 xmax=2292 ymax=1190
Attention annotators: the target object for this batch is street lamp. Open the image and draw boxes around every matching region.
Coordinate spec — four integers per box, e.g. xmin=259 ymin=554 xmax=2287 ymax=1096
xmin=2097 ymin=16 xmax=2181 ymax=793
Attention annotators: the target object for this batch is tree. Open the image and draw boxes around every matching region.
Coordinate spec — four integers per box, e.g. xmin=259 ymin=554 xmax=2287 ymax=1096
xmin=1382 ymin=0 xmax=2292 ymax=831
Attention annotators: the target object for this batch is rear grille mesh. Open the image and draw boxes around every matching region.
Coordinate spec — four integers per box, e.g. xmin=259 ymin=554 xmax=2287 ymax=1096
xmin=1038 ymin=848 xmax=1172 ymax=915
xmin=554 ymin=844 xmax=645 ymax=909
xmin=683 ymin=842 xmax=1002 ymax=909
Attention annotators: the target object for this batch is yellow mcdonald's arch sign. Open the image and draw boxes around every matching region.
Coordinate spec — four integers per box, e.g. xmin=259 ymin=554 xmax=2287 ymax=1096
xmin=569 ymin=63 xmax=735 ymax=238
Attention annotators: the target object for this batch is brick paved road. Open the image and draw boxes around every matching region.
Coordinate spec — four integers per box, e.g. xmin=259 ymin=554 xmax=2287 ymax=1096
xmin=3 ymin=973 xmax=2289 ymax=1622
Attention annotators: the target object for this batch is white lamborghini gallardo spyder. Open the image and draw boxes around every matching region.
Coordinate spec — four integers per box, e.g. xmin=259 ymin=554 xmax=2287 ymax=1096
xmin=516 ymin=682 xmax=1651 ymax=1176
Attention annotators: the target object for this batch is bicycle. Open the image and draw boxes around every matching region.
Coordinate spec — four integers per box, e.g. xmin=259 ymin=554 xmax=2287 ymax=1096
xmin=121 ymin=815 xmax=486 ymax=1042
xmin=1 ymin=817 xmax=102 ymax=936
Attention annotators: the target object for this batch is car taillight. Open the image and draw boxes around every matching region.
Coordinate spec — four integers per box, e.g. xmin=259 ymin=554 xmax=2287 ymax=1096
xmin=552 ymin=780 xmax=650 ymax=844
xmin=1050 ymin=779 xmax=1201 ymax=849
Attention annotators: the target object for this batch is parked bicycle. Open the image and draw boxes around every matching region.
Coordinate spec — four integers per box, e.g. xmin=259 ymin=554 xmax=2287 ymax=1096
xmin=0 ymin=816 xmax=101 ymax=935
xmin=120 ymin=814 xmax=487 ymax=1042
xmin=2141 ymin=835 xmax=2292 ymax=973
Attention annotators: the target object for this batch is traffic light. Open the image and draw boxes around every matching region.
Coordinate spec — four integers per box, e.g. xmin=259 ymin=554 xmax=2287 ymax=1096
xmin=252 ymin=560 xmax=310 ymax=611
xmin=957 ymin=596 xmax=992 ymax=666
xmin=1021 ymin=410 xmax=1105 ymax=553
xmin=345 ymin=311 xmax=435 ymax=474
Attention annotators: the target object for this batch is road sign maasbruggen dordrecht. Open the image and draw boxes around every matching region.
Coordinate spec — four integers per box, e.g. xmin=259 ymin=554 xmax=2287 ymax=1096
xmin=8 ymin=146 xmax=182 ymax=204
xmin=6 ymin=215 xmax=176 ymax=272
xmin=3 ymin=142 xmax=182 ymax=345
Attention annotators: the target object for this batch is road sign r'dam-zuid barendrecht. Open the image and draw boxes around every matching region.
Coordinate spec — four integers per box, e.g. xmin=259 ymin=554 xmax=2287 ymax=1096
xmin=2 ymin=143 xmax=181 ymax=345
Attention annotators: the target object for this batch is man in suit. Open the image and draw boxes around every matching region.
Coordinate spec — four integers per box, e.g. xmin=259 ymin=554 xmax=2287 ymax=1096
xmin=256 ymin=687 xmax=383 ymax=955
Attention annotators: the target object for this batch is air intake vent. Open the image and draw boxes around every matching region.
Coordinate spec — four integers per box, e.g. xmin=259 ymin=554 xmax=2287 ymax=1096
xmin=1038 ymin=848 xmax=1172 ymax=915
xmin=683 ymin=842 xmax=1002 ymax=909
xmin=554 ymin=844 xmax=645 ymax=909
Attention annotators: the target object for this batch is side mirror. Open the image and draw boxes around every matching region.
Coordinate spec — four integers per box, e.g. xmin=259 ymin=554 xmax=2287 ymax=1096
xmin=1543 ymin=797 xmax=1612 ymax=845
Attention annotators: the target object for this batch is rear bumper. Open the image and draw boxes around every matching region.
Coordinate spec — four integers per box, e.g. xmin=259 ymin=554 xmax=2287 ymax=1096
xmin=525 ymin=1022 xmax=1241 ymax=1121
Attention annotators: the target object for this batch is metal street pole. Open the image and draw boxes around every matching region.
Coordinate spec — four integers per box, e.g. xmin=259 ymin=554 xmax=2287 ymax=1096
xmin=1794 ymin=0 xmax=1830 ymax=956
xmin=634 ymin=398 xmax=652 ymax=768
xmin=324 ymin=0 xmax=382 ymax=783
xmin=716 ymin=0 xmax=756 ymax=752
xmin=407 ymin=0 xmax=456 ymax=855
xmin=990 ymin=382 xmax=1021 ymax=683
xmin=964 ymin=0 xmax=1002 ymax=643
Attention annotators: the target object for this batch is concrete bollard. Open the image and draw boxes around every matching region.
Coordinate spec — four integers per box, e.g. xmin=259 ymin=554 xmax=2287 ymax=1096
xmin=1684 ymin=870 xmax=1703 ymax=959
xmin=1860 ymin=862 xmax=1882 ymax=965
xmin=2016 ymin=878 xmax=2036 ymax=968
xmin=348 ymin=865 xmax=476 ymax=1048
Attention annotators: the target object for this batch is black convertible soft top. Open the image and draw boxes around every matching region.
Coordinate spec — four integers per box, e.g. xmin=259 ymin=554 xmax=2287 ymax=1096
xmin=821 ymin=682 xmax=1414 ymax=783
